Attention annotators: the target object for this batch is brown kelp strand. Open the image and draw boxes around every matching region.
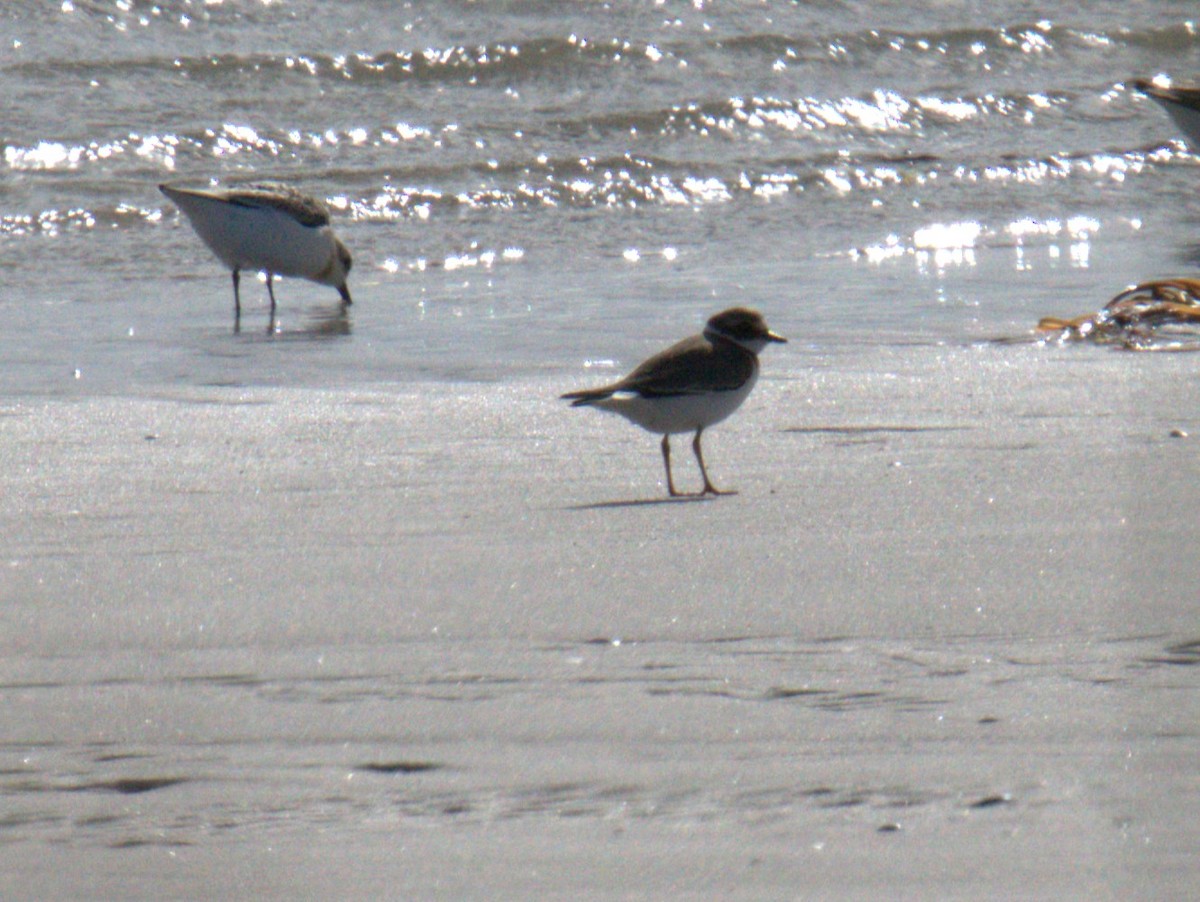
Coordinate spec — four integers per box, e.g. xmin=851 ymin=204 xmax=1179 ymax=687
xmin=1037 ymin=278 xmax=1200 ymax=350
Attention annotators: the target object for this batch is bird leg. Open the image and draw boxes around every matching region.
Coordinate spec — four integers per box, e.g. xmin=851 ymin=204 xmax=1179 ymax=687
xmin=693 ymin=427 xmax=735 ymax=496
xmin=231 ymin=269 xmax=242 ymax=317
xmin=266 ymin=272 xmax=278 ymax=317
xmin=661 ymin=434 xmax=681 ymax=497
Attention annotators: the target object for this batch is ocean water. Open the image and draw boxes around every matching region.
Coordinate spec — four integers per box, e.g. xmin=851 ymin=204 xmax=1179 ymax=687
xmin=4 ymin=1 xmax=1200 ymax=393
xmin=4 ymin=2 xmax=1200 ymax=896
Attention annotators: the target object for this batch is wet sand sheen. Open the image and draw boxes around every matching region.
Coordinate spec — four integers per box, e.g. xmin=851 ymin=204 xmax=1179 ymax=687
xmin=0 ymin=343 xmax=1197 ymax=897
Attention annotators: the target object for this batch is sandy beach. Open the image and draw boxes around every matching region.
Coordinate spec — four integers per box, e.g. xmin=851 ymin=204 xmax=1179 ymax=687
xmin=1 ymin=341 xmax=1197 ymax=898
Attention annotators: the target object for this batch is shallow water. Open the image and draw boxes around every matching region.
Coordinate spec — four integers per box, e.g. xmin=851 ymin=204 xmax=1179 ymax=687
xmin=4 ymin=2 xmax=1200 ymax=393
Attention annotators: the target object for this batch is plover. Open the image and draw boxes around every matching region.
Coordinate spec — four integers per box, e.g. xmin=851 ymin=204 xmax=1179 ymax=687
xmin=1133 ymin=78 xmax=1200 ymax=147
xmin=159 ymin=182 xmax=352 ymax=319
xmin=562 ymin=307 xmax=786 ymax=497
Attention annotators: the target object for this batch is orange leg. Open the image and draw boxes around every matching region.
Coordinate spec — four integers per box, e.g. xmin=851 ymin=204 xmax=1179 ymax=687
xmin=661 ymin=434 xmax=681 ymax=497
xmin=693 ymin=427 xmax=735 ymax=496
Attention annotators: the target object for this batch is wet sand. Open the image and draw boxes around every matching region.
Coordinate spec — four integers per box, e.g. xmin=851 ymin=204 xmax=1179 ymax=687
xmin=1 ymin=341 xmax=1198 ymax=898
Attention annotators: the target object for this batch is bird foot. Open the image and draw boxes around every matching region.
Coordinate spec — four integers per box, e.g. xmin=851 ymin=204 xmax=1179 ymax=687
xmin=666 ymin=485 xmax=736 ymax=499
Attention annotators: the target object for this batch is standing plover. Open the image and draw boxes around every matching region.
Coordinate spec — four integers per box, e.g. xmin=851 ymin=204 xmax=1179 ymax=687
xmin=563 ymin=307 xmax=786 ymax=497
xmin=159 ymin=182 xmax=352 ymax=320
xmin=1133 ymin=78 xmax=1200 ymax=147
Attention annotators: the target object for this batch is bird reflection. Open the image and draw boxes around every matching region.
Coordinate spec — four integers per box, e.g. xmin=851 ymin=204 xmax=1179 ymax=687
xmin=234 ymin=304 xmax=352 ymax=340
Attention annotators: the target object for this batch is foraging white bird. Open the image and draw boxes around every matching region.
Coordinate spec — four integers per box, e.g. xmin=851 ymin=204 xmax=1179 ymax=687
xmin=159 ymin=182 xmax=352 ymax=319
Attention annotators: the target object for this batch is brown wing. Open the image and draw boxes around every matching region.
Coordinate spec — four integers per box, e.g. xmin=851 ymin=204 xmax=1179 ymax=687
xmin=224 ymin=184 xmax=332 ymax=228
xmin=595 ymin=334 xmax=755 ymax=399
xmin=1135 ymin=80 xmax=1200 ymax=110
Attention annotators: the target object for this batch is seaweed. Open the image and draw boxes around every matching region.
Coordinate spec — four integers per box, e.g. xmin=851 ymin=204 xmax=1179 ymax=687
xmin=1037 ymin=278 xmax=1200 ymax=350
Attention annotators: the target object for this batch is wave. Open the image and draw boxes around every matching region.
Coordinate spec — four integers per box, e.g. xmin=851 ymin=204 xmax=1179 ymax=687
xmin=5 ymin=35 xmax=673 ymax=86
xmin=4 ymin=140 xmax=1184 ymax=241
xmin=720 ymin=20 xmax=1200 ymax=58
xmin=551 ymin=90 xmax=1080 ymax=141
xmin=7 ymin=20 xmax=1198 ymax=87
xmin=0 ymin=203 xmax=160 ymax=238
xmin=0 ymin=82 xmax=1116 ymax=185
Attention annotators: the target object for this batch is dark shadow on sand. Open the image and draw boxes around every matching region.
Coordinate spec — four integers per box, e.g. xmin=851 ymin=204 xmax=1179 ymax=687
xmin=568 ymin=493 xmax=728 ymax=511
xmin=784 ymin=425 xmax=969 ymax=435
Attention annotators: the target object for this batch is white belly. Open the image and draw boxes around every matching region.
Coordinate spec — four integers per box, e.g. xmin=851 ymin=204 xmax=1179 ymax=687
xmin=177 ymin=197 xmax=336 ymax=280
xmin=592 ymin=372 xmax=757 ymax=434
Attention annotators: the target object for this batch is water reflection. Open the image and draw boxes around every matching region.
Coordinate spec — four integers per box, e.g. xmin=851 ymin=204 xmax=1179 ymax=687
xmin=234 ymin=304 xmax=352 ymax=341
xmin=849 ymin=215 xmax=1112 ymax=275
xmin=913 ymin=221 xmax=981 ymax=273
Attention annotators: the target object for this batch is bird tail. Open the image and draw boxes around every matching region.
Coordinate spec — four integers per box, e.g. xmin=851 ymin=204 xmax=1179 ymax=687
xmin=561 ymin=387 xmax=614 ymax=407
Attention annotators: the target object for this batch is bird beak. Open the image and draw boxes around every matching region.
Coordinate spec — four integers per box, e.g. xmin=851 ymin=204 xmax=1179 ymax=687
xmin=338 ymin=283 xmax=352 ymax=305
xmin=767 ymin=330 xmax=787 ymax=343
